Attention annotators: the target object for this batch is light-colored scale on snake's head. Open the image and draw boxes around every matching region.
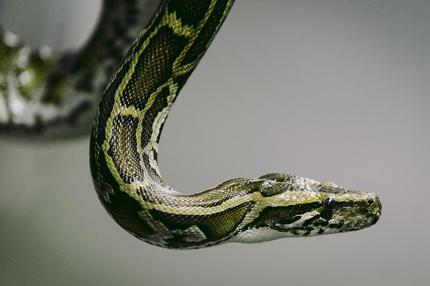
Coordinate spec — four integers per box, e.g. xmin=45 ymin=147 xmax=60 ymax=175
xmin=89 ymin=0 xmax=381 ymax=249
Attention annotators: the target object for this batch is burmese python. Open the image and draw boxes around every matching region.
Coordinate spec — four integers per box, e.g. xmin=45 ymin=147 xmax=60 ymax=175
xmin=2 ymin=0 xmax=381 ymax=249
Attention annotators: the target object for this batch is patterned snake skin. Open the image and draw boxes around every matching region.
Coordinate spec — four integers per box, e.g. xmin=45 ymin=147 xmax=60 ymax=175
xmin=0 ymin=0 xmax=159 ymax=137
xmin=89 ymin=0 xmax=381 ymax=249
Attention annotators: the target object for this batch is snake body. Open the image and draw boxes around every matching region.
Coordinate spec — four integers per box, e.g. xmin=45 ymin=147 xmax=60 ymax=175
xmin=0 ymin=0 xmax=158 ymax=137
xmin=89 ymin=0 xmax=381 ymax=249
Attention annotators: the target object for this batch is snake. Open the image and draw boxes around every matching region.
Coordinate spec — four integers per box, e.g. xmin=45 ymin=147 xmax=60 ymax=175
xmin=0 ymin=0 xmax=159 ymax=137
xmin=1 ymin=0 xmax=382 ymax=249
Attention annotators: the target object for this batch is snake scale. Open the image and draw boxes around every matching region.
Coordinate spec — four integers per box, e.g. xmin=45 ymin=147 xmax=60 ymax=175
xmin=1 ymin=0 xmax=381 ymax=249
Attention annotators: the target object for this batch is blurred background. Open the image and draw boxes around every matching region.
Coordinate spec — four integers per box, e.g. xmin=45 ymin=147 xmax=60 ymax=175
xmin=0 ymin=0 xmax=429 ymax=285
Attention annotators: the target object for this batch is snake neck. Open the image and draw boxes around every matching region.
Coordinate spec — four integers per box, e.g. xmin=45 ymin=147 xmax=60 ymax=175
xmin=0 ymin=0 xmax=157 ymax=138
xmin=90 ymin=0 xmax=236 ymax=248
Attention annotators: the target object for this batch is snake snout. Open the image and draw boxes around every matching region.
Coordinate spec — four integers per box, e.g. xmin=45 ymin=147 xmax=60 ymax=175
xmin=367 ymin=195 xmax=382 ymax=225
xmin=318 ymin=191 xmax=382 ymax=234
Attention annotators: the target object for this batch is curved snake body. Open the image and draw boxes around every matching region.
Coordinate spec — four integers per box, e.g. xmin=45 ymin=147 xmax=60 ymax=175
xmin=89 ymin=0 xmax=381 ymax=249
xmin=0 ymin=0 xmax=158 ymax=137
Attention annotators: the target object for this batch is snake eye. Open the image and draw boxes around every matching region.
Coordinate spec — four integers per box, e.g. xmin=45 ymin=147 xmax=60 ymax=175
xmin=320 ymin=198 xmax=334 ymax=220
xmin=323 ymin=197 xmax=334 ymax=207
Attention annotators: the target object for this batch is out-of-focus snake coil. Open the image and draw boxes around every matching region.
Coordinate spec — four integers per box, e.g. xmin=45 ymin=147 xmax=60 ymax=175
xmin=0 ymin=0 xmax=157 ymax=137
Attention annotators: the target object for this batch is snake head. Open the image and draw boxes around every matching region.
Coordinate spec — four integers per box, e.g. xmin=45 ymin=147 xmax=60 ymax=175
xmin=232 ymin=174 xmax=382 ymax=242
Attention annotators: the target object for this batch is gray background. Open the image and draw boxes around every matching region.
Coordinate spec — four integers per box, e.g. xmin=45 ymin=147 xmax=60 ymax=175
xmin=1 ymin=0 xmax=429 ymax=285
